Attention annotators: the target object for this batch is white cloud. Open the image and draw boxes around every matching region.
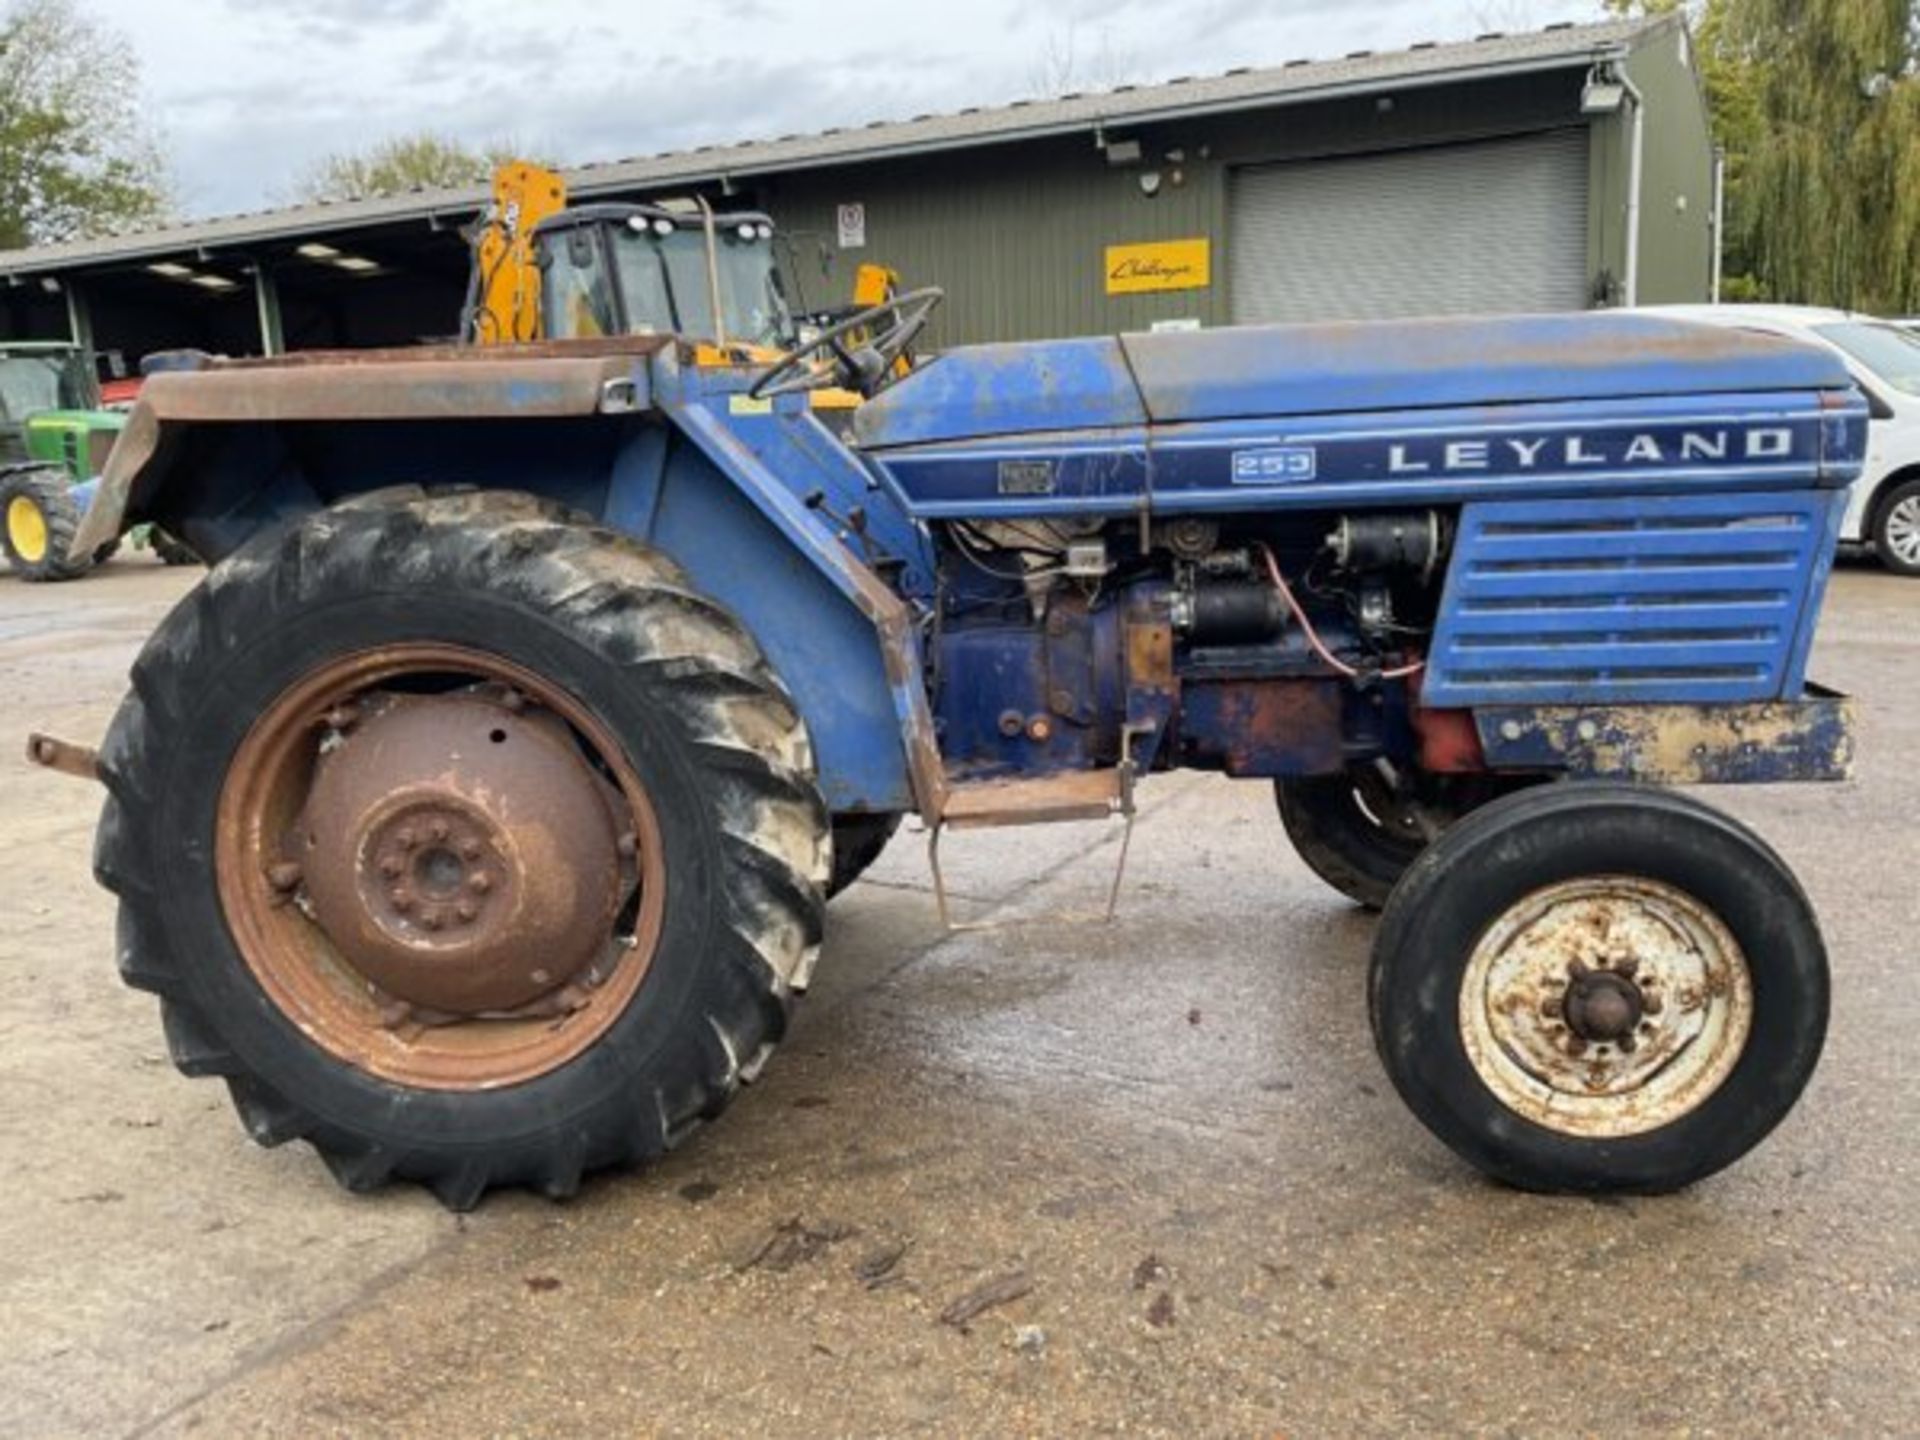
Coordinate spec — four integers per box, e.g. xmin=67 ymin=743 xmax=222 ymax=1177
xmin=83 ymin=0 xmax=1600 ymax=218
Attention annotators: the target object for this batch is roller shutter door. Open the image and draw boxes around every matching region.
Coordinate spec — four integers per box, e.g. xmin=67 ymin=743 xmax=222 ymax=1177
xmin=1229 ymin=130 xmax=1591 ymax=324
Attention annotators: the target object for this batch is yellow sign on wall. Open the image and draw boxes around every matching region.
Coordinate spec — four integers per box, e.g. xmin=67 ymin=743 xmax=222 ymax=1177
xmin=1104 ymin=238 xmax=1212 ymax=295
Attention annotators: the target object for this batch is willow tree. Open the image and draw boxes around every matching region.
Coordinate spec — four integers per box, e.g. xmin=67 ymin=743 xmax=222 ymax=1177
xmin=1726 ymin=0 xmax=1920 ymax=311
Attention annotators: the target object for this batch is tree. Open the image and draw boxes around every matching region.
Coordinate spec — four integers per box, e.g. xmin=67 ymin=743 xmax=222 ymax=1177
xmin=1726 ymin=0 xmax=1920 ymax=312
xmin=1609 ymin=0 xmax=1920 ymax=310
xmin=295 ymin=134 xmax=553 ymax=204
xmin=0 ymin=0 xmax=168 ymax=249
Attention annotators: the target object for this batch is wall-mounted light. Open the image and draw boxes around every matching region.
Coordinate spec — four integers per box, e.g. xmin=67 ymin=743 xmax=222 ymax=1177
xmin=189 ymin=274 xmax=240 ymax=291
xmin=296 ymin=242 xmax=340 ymax=260
xmin=1139 ymin=171 xmax=1163 ymax=197
xmin=147 ymin=261 xmax=193 ymax=277
xmin=1581 ymin=65 xmax=1626 ymax=114
xmin=1105 ymin=138 xmax=1144 ymax=166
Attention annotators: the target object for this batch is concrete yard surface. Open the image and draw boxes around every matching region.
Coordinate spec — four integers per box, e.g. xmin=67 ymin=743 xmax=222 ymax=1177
xmin=0 ymin=556 xmax=1915 ymax=1436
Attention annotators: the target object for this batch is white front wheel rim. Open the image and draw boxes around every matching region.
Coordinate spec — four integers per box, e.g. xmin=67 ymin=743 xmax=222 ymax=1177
xmin=1459 ymin=876 xmax=1752 ymax=1139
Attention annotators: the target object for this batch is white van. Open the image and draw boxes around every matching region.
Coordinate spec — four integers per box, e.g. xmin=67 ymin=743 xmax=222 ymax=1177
xmin=1644 ymin=305 xmax=1920 ymax=575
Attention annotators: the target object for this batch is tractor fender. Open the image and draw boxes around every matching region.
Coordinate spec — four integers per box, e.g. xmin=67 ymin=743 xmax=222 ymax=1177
xmin=68 ymin=339 xmax=668 ymax=561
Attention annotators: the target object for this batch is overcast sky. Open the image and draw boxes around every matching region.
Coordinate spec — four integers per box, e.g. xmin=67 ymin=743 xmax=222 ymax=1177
xmin=86 ymin=0 xmax=1603 ymax=220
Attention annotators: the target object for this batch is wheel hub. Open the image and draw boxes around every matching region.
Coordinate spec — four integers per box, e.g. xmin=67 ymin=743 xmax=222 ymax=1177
xmin=7 ymin=495 xmax=48 ymax=563
xmin=296 ymin=691 xmax=627 ymax=1016
xmin=1562 ymin=966 xmax=1644 ymax=1044
xmin=1458 ymin=876 xmax=1753 ymax=1138
xmin=1887 ymin=495 xmax=1920 ymax=565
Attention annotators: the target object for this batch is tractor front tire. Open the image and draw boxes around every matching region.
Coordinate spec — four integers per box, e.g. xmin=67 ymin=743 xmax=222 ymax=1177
xmin=1370 ymin=783 xmax=1827 ymax=1193
xmin=95 ymin=491 xmax=829 ymax=1209
xmin=0 ymin=468 xmax=90 ymax=582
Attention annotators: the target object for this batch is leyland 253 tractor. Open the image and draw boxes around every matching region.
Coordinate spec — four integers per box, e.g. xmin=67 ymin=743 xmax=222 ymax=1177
xmin=32 ymin=216 xmax=1862 ymax=1208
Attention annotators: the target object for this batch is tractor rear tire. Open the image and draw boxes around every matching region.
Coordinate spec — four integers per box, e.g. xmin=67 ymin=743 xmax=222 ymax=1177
xmin=95 ymin=490 xmax=829 ymax=1210
xmin=1370 ymin=783 xmax=1827 ymax=1193
xmin=0 ymin=468 xmax=90 ymax=582
xmin=1275 ymin=765 xmax=1543 ymax=909
xmin=828 ymin=812 xmax=902 ymax=897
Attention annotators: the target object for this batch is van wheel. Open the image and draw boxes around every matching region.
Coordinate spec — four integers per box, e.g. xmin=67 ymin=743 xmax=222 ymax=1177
xmin=1871 ymin=477 xmax=1920 ymax=576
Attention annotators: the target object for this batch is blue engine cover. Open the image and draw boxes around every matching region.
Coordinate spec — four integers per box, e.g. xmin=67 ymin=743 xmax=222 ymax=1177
xmin=854 ymin=314 xmax=1852 ymax=446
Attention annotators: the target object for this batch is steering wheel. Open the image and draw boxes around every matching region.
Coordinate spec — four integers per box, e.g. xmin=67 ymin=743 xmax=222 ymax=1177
xmin=749 ymin=287 xmax=944 ymax=400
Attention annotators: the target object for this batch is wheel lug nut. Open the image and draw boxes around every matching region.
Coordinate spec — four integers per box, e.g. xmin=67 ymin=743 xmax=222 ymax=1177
xmin=1613 ymin=956 xmax=1639 ymax=979
xmin=420 ymin=909 xmax=444 ymax=932
xmin=468 ymin=872 xmax=492 ymax=894
xmin=395 ymin=828 xmax=417 ymax=851
xmin=459 ymin=838 xmax=482 ymax=860
xmin=266 ymin=861 xmax=303 ymax=892
xmin=428 ymin=820 xmax=450 ymax=843
xmin=455 ymin=900 xmax=478 ymax=923
xmin=379 ymin=855 xmax=403 ymax=879
xmin=1567 ymin=959 xmax=1590 ymax=979
xmin=324 ymin=704 xmax=359 ymax=731
xmin=1539 ymin=999 xmax=1562 ymax=1021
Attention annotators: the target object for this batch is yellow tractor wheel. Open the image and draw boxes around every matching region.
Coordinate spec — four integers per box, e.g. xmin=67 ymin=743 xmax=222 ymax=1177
xmin=0 ymin=469 xmax=91 ymax=582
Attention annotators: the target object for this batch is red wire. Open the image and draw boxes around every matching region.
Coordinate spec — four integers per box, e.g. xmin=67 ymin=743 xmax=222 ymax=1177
xmin=1256 ymin=543 xmax=1426 ymax=682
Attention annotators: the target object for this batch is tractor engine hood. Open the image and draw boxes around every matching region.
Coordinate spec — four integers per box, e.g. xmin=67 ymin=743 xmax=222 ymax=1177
xmin=850 ymin=313 xmax=1854 ymax=449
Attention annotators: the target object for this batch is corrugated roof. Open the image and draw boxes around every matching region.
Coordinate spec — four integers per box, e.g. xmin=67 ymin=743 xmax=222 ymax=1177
xmin=0 ymin=15 xmax=1664 ymax=277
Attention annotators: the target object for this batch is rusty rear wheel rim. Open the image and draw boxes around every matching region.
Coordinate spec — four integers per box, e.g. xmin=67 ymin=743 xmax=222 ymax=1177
xmin=1458 ymin=875 xmax=1753 ymax=1139
xmin=216 ymin=644 xmax=667 ymax=1091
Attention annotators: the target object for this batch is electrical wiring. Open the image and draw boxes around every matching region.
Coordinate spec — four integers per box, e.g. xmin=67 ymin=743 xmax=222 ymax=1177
xmin=1256 ymin=542 xmax=1425 ymax=682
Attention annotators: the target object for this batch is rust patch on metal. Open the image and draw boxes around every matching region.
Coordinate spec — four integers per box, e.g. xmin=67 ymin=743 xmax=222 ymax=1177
xmin=942 ymin=769 xmax=1122 ymax=829
xmin=24 ymin=732 xmax=101 ymax=782
xmin=216 ymin=643 xmax=666 ymax=1091
xmin=297 ymin=691 xmax=625 ymax=1017
xmin=1414 ymin=706 xmax=1486 ymax=774
xmin=1476 ymin=689 xmax=1854 ymax=785
xmin=1125 ymin=617 xmax=1175 ymax=693
xmin=1180 ymin=678 xmax=1345 ymax=777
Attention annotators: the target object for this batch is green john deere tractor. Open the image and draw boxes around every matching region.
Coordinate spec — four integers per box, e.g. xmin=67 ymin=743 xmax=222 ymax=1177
xmin=0 ymin=341 xmax=199 ymax=581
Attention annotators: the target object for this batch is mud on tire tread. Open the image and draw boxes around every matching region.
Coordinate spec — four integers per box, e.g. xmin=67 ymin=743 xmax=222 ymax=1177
xmin=95 ymin=490 xmax=828 ymax=1209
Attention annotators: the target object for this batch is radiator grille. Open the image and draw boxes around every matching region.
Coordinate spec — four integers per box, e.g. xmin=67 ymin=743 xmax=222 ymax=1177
xmin=1423 ymin=493 xmax=1830 ymax=706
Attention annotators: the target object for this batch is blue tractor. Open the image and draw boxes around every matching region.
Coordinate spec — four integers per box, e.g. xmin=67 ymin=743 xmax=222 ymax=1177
xmin=40 ymin=253 xmax=1863 ymax=1209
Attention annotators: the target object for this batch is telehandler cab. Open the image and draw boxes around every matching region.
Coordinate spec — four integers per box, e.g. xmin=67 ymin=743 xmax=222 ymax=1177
xmin=32 ymin=270 xmax=1863 ymax=1209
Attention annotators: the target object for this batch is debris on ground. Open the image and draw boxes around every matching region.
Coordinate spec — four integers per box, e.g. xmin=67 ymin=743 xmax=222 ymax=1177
xmin=735 ymin=1217 xmax=858 ymax=1274
xmin=1145 ymin=1291 xmax=1176 ymax=1328
xmin=854 ymin=1238 xmax=911 ymax=1289
xmin=1131 ymin=1254 xmax=1169 ymax=1290
xmin=1012 ymin=1324 xmax=1047 ymax=1357
xmin=938 ymin=1271 xmax=1033 ymax=1331
xmin=524 ymin=1275 xmax=563 ymax=1293
xmin=677 ymin=1179 xmax=720 ymax=1205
